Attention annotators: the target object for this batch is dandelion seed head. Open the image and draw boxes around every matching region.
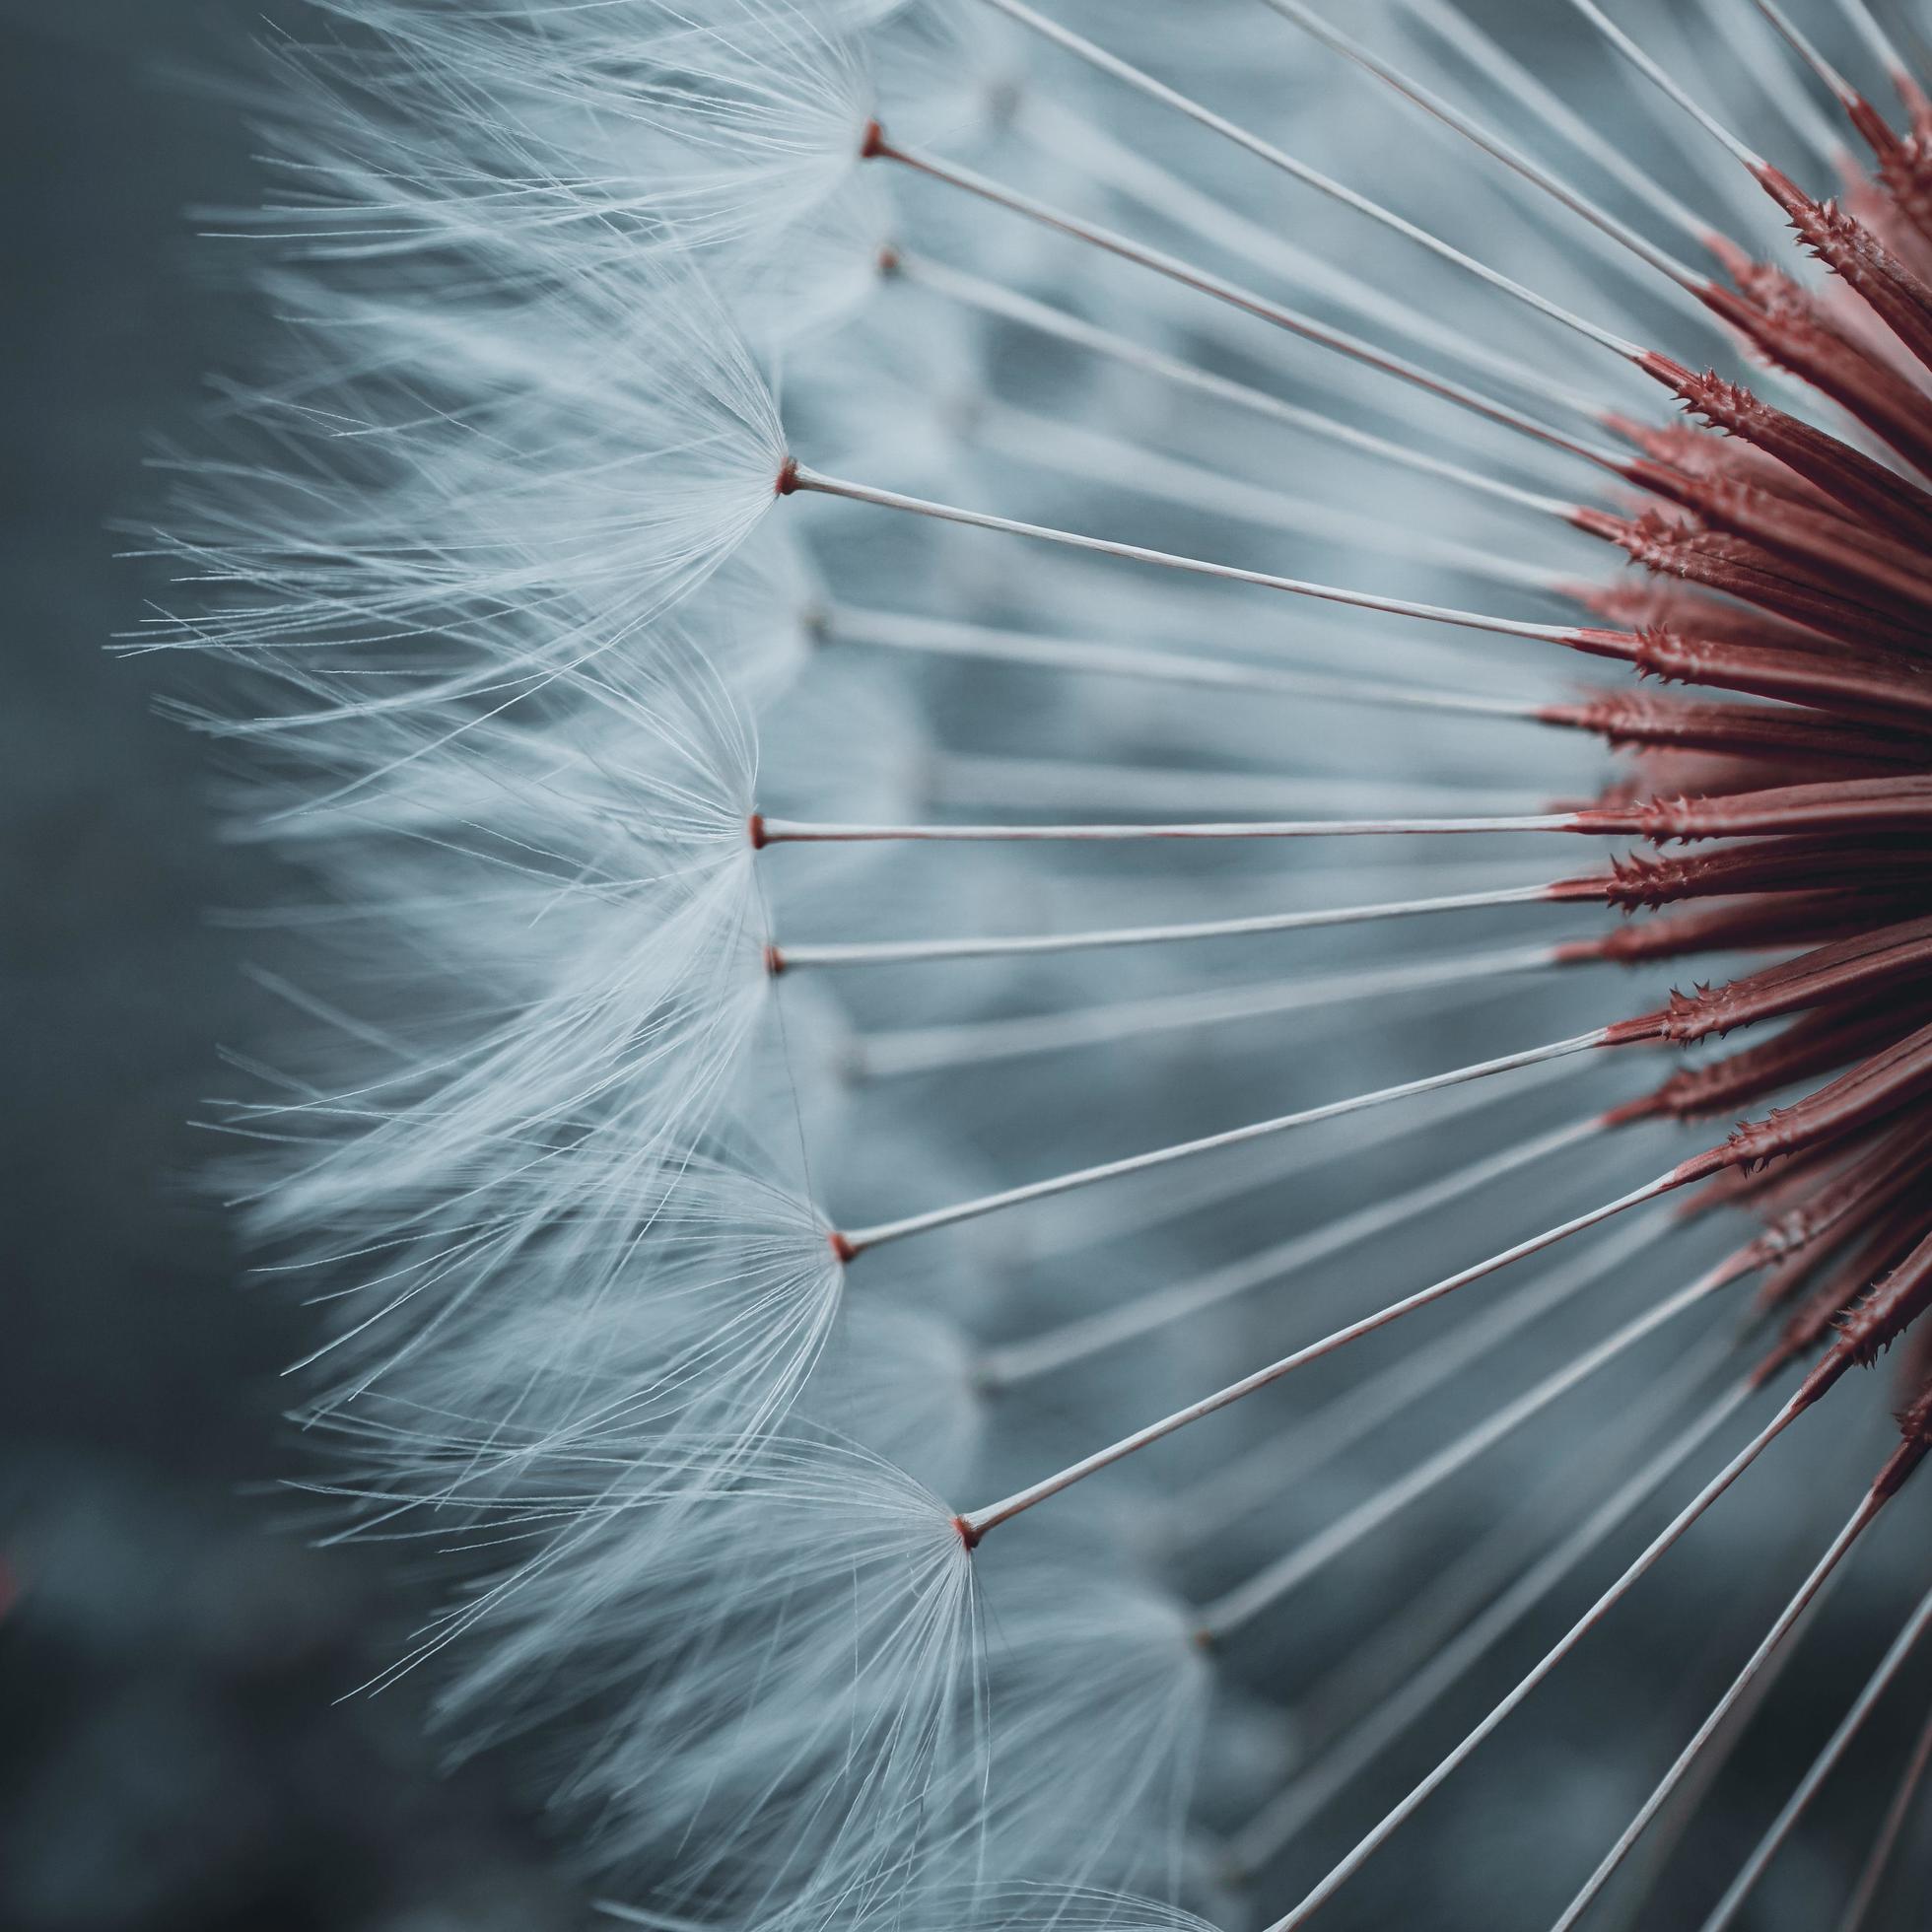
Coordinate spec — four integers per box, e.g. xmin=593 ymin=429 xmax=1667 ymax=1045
xmin=177 ymin=0 xmax=1932 ymax=1926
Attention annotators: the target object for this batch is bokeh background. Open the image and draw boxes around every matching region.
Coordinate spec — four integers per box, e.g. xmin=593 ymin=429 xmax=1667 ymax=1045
xmin=4 ymin=5 xmax=1930 ymax=1929
xmin=0 ymin=7 xmax=579 ymax=1927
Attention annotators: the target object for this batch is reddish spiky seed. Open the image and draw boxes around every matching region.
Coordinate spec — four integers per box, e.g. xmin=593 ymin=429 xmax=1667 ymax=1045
xmin=1534 ymin=70 xmax=1932 ymax=1438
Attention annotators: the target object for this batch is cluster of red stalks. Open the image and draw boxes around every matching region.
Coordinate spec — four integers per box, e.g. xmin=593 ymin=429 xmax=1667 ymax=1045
xmin=748 ymin=27 xmax=1932 ymax=1909
xmin=1536 ymin=93 xmax=1932 ymax=1480
xmin=812 ymin=69 xmax=1932 ymax=1481
xmin=765 ymin=48 xmax=1932 ymax=1530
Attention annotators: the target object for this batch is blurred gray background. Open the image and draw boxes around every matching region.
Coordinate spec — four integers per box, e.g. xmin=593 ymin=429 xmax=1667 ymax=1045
xmin=0 ymin=8 xmax=579 ymax=1928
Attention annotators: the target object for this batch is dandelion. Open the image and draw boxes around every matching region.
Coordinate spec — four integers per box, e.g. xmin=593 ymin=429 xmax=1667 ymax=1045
xmin=176 ymin=1 xmax=1932 ymax=1927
